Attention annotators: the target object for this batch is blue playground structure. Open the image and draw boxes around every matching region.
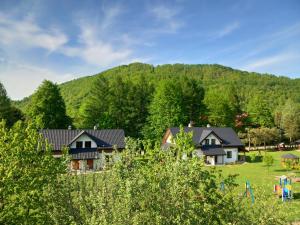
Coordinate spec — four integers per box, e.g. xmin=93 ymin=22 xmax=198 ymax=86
xmin=274 ymin=176 xmax=292 ymax=201
xmin=243 ymin=180 xmax=255 ymax=204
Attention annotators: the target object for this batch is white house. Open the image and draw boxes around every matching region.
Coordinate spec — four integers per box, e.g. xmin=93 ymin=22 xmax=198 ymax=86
xmin=162 ymin=125 xmax=245 ymax=165
xmin=41 ymin=128 xmax=125 ymax=171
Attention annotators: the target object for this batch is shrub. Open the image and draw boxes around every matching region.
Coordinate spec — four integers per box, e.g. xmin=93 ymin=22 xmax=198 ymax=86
xmin=263 ymin=154 xmax=274 ymax=173
xmin=53 ymin=136 xmax=289 ymax=225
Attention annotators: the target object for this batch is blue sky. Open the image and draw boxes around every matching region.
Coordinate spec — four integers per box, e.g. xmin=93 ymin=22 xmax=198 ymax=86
xmin=0 ymin=0 xmax=299 ymax=99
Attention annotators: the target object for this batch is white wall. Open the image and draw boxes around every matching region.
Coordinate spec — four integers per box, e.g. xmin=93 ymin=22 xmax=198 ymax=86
xmin=201 ymin=133 xmax=221 ymax=145
xmin=224 ymin=148 xmax=238 ymax=163
xmin=207 ymin=156 xmax=215 ymax=165
xmin=70 ymin=134 xmax=97 ymax=148
xmin=166 ymin=134 xmax=173 ymax=143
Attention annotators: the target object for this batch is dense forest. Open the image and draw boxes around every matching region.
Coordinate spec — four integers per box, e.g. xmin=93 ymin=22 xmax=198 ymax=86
xmin=9 ymin=63 xmax=300 ymax=142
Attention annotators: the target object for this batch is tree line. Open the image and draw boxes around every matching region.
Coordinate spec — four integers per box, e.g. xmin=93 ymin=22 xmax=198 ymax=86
xmin=4 ymin=63 xmax=300 ymax=144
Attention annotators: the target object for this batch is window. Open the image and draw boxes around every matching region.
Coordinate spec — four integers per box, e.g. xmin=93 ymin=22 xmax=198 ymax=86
xmin=227 ymin=151 xmax=232 ymax=159
xmin=76 ymin=141 xmax=83 ymax=148
xmin=211 ymin=139 xmax=216 ymax=145
xmin=205 ymin=139 xmax=209 ymax=145
xmin=85 ymin=141 xmax=92 ymax=148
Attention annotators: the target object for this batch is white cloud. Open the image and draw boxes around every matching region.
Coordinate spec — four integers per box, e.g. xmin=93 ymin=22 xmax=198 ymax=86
xmin=216 ymin=21 xmax=240 ymax=38
xmin=62 ymin=23 xmax=132 ymax=67
xmin=0 ymin=60 xmax=75 ymax=100
xmin=0 ymin=4 xmax=151 ymax=99
xmin=149 ymin=4 xmax=184 ymax=33
xmin=242 ymin=52 xmax=300 ymax=71
xmin=59 ymin=4 xmax=138 ymax=67
xmin=99 ymin=4 xmax=123 ymax=31
xmin=0 ymin=13 xmax=68 ymax=52
xmin=0 ymin=7 xmax=138 ymax=68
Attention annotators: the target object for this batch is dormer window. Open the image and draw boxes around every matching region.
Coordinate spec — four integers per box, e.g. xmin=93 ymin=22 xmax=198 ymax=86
xmin=85 ymin=141 xmax=91 ymax=148
xmin=205 ymin=139 xmax=209 ymax=145
xmin=211 ymin=139 xmax=216 ymax=145
xmin=76 ymin=141 xmax=83 ymax=148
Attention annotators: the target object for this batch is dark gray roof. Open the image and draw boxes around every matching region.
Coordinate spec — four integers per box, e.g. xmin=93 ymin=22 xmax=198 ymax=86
xmin=295 ymin=140 xmax=300 ymax=144
xmin=200 ymin=147 xmax=226 ymax=156
xmin=70 ymin=148 xmax=100 ymax=160
xmin=41 ymin=129 xmax=125 ymax=150
xmin=169 ymin=127 xmax=244 ymax=147
xmin=281 ymin=154 xmax=299 ymax=159
xmin=199 ymin=130 xmax=212 ymax=143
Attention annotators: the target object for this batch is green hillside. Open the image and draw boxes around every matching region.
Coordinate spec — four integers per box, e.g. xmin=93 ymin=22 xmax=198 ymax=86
xmin=14 ymin=63 xmax=300 ymax=137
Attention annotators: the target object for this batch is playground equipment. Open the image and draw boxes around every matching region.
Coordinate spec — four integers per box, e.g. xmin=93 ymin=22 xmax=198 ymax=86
xmin=243 ymin=180 xmax=255 ymax=204
xmin=274 ymin=176 xmax=292 ymax=201
xmin=220 ymin=181 xmax=225 ymax=192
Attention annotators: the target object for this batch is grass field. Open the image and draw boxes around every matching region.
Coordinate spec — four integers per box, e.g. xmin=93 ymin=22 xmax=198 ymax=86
xmin=220 ymin=150 xmax=300 ymax=222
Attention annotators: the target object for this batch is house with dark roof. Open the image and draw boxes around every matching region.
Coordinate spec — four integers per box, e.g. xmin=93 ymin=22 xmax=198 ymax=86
xmin=41 ymin=128 xmax=125 ymax=171
xmin=162 ymin=125 xmax=245 ymax=165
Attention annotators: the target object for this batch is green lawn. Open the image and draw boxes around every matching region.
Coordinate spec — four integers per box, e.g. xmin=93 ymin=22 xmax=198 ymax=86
xmin=220 ymin=150 xmax=300 ymax=222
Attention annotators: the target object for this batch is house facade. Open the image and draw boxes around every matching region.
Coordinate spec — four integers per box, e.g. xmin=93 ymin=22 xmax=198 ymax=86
xmin=41 ymin=129 xmax=125 ymax=171
xmin=162 ymin=126 xmax=244 ymax=165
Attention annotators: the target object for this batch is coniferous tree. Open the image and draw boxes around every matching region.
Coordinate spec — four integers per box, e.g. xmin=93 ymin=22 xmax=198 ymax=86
xmin=28 ymin=80 xmax=71 ymax=128
xmin=78 ymin=76 xmax=112 ymax=128
xmin=109 ymin=76 xmax=131 ymax=129
xmin=125 ymin=75 xmax=153 ymax=137
xmin=180 ymin=76 xmax=205 ymax=125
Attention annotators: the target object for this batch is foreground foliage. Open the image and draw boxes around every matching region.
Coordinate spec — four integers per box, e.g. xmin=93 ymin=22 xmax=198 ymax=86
xmin=54 ymin=139 xmax=288 ymax=225
xmin=0 ymin=124 xmax=290 ymax=224
xmin=0 ymin=121 xmax=68 ymax=224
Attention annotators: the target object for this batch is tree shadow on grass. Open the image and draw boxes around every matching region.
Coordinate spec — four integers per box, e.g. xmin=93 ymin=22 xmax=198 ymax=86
xmin=273 ymin=169 xmax=291 ymax=172
xmin=293 ymin=193 xmax=300 ymax=200
xmin=272 ymin=170 xmax=300 ymax=176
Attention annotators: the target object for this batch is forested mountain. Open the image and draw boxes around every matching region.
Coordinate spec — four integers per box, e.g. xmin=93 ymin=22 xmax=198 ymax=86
xmin=14 ymin=63 xmax=300 ymax=140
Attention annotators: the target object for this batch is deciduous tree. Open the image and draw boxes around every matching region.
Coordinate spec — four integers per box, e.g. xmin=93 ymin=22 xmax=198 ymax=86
xmin=28 ymin=80 xmax=71 ymax=128
xmin=247 ymin=95 xmax=274 ymax=127
xmin=0 ymin=82 xmax=12 ymax=126
xmin=204 ymin=87 xmax=239 ymax=127
xmin=143 ymin=79 xmax=185 ymax=140
xmin=282 ymin=99 xmax=300 ymax=143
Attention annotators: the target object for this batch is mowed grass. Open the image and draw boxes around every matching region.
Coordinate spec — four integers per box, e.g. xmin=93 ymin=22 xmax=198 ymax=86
xmin=220 ymin=150 xmax=300 ymax=222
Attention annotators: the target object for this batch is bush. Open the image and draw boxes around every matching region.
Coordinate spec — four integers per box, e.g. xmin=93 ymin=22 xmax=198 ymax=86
xmin=282 ymin=159 xmax=299 ymax=170
xmin=249 ymin=153 xmax=263 ymax=163
xmin=0 ymin=121 xmax=68 ymax=224
xmin=263 ymin=154 xmax=274 ymax=172
xmin=53 ymin=137 xmax=289 ymax=225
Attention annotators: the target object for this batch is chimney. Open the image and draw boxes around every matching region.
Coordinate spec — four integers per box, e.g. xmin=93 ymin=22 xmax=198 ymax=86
xmin=94 ymin=125 xmax=98 ymax=130
xmin=188 ymin=121 xmax=194 ymax=128
xmin=68 ymin=125 xmax=72 ymax=130
xmin=206 ymin=124 xmax=211 ymax=128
